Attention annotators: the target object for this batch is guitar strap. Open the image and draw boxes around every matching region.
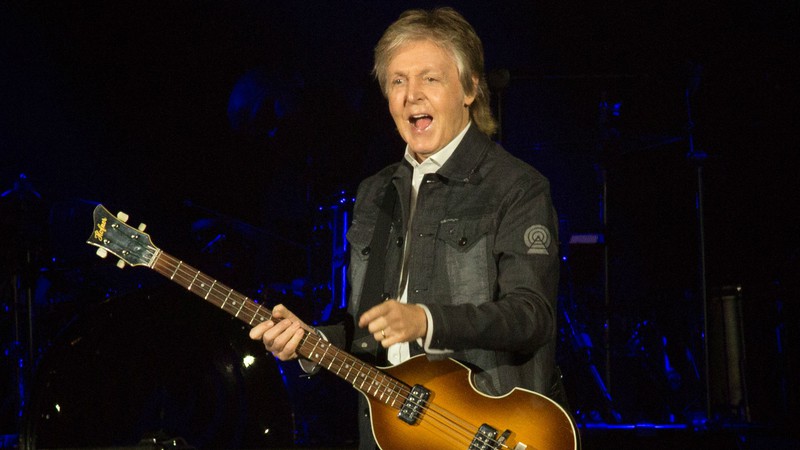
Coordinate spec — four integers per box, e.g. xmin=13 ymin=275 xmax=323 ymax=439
xmin=352 ymin=182 xmax=398 ymax=365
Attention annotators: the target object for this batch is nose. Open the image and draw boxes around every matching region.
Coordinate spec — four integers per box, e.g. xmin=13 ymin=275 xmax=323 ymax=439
xmin=407 ymin=78 xmax=424 ymax=103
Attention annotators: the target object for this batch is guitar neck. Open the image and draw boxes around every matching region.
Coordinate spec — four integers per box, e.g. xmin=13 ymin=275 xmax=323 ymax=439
xmin=151 ymin=250 xmax=410 ymax=408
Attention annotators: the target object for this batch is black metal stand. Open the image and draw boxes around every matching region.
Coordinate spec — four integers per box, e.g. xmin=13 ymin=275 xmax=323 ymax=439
xmin=683 ymin=71 xmax=712 ymax=422
xmin=1 ymin=174 xmax=45 ymax=437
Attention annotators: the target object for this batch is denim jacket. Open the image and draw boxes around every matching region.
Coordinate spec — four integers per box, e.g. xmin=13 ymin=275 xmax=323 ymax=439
xmin=333 ymin=125 xmax=563 ymax=403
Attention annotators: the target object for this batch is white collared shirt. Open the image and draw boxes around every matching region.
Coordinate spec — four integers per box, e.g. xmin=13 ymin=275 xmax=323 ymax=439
xmin=386 ymin=122 xmax=471 ymax=364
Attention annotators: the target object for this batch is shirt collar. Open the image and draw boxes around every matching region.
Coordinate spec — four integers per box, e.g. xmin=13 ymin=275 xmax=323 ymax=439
xmin=402 ymin=122 xmax=472 ymax=171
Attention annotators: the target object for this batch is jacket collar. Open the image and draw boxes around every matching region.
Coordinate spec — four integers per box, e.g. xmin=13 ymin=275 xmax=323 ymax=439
xmin=435 ymin=124 xmax=489 ymax=185
xmin=390 ymin=124 xmax=491 ymax=185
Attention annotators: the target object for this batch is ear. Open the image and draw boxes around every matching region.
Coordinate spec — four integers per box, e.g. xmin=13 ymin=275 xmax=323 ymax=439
xmin=464 ymin=75 xmax=479 ymax=107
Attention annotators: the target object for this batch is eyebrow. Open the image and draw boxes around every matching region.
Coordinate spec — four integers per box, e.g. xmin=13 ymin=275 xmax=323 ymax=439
xmin=391 ymin=68 xmax=442 ymax=79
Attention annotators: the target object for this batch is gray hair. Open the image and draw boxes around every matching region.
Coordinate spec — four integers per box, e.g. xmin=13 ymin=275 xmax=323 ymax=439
xmin=373 ymin=7 xmax=498 ymax=137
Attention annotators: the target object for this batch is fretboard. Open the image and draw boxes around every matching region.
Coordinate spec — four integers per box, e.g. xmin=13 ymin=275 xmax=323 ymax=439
xmin=151 ymin=250 xmax=411 ymax=410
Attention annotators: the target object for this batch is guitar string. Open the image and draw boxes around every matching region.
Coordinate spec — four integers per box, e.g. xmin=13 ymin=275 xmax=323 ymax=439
xmin=153 ymin=252 xmax=515 ymax=450
xmin=155 ymin=253 xmax=512 ymax=450
xmin=295 ymin=334 xmax=503 ymax=450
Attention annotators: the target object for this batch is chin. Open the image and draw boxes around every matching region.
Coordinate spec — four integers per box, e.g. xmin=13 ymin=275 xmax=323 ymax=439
xmin=407 ymin=138 xmax=440 ymax=154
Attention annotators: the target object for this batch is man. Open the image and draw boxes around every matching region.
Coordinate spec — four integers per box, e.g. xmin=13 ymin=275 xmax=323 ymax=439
xmin=250 ymin=7 xmax=567 ymax=449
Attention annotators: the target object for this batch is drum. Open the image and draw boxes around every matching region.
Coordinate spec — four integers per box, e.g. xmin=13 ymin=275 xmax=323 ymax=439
xmin=20 ymin=285 xmax=294 ymax=449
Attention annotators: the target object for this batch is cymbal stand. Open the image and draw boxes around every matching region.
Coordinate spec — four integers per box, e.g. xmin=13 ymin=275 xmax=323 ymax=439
xmin=684 ymin=71 xmax=712 ymax=423
xmin=596 ymin=91 xmax=619 ymax=410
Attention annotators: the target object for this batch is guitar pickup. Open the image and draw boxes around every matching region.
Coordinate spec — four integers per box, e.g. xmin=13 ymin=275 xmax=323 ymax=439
xmin=469 ymin=425 xmax=516 ymax=450
xmin=397 ymin=384 xmax=430 ymax=425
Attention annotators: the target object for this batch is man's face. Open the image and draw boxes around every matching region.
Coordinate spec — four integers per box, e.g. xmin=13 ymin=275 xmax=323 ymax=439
xmin=386 ymin=40 xmax=476 ymax=162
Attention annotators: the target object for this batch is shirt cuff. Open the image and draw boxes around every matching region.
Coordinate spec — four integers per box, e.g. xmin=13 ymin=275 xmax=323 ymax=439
xmin=298 ymin=329 xmax=324 ymax=374
xmin=416 ymin=304 xmax=453 ymax=355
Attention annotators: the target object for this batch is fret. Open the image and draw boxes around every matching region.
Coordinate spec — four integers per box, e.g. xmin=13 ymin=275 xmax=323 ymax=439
xmin=376 ymin=376 xmax=387 ymax=399
xmin=187 ymin=270 xmax=200 ymax=290
xmin=320 ymin=342 xmax=333 ymax=370
xmin=234 ymin=297 xmax=245 ymax=317
xmin=205 ymin=280 xmax=216 ymax=300
xmin=307 ymin=338 xmax=322 ymax=363
xmin=345 ymin=361 xmax=357 ymax=384
xmin=250 ymin=304 xmax=266 ymax=324
xmin=390 ymin=385 xmax=401 ymax=408
xmin=342 ymin=357 xmax=353 ymax=378
xmin=170 ymin=260 xmax=182 ymax=280
xmin=194 ymin=276 xmax=208 ymax=297
xmin=354 ymin=368 xmax=367 ymax=390
xmin=221 ymin=288 xmax=232 ymax=309
xmin=336 ymin=355 xmax=347 ymax=376
xmin=245 ymin=306 xmax=257 ymax=323
xmin=364 ymin=371 xmax=375 ymax=395
xmin=368 ymin=377 xmax=379 ymax=396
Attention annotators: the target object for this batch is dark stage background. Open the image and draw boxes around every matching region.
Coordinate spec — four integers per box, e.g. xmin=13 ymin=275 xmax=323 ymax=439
xmin=1 ymin=1 xmax=798 ymax=449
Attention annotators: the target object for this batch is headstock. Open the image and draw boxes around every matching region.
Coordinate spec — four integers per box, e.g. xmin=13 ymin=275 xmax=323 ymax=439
xmin=86 ymin=204 xmax=159 ymax=268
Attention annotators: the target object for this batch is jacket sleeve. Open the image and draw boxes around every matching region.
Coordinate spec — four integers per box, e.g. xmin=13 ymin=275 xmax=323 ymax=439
xmin=424 ymin=173 xmax=560 ymax=354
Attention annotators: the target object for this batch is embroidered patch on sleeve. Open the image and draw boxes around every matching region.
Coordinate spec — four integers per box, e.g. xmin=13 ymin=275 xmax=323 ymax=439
xmin=524 ymin=224 xmax=551 ymax=255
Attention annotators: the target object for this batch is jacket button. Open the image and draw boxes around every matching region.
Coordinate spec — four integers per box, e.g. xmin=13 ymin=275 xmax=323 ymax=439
xmin=458 ymin=237 xmax=468 ymax=246
xmin=361 ymin=246 xmax=371 ymax=255
xmin=396 ymin=237 xmax=404 ymax=247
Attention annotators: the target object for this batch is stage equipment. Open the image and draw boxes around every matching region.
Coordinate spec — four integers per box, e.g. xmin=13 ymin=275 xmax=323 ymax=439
xmin=310 ymin=190 xmax=355 ymax=321
xmin=708 ymin=286 xmax=750 ymax=422
xmin=496 ymin=68 xmax=721 ymax=425
xmin=20 ymin=286 xmax=294 ymax=449
xmin=1 ymin=174 xmax=48 ymax=436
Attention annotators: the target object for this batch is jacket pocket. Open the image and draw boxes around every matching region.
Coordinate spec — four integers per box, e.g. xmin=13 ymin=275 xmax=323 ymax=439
xmin=437 ymin=215 xmax=494 ymax=252
xmin=436 ymin=215 xmax=494 ymax=302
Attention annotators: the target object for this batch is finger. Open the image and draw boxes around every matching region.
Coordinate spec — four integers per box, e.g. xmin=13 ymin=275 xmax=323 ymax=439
xmin=358 ymin=301 xmax=392 ymax=328
xmin=259 ymin=319 xmax=296 ymax=353
xmin=271 ymin=319 xmax=300 ymax=353
xmin=379 ymin=328 xmax=400 ymax=348
xmin=248 ymin=319 xmax=274 ymax=340
xmin=287 ymin=326 xmax=306 ymax=357
xmin=373 ymin=326 xmax=387 ymax=342
xmin=273 ymin=324 xmax=305 ymax=361
xmin=272 ymin=303 xmax=291 ymax=319
xmin=273 ymin=304 xmax=315 ymax=333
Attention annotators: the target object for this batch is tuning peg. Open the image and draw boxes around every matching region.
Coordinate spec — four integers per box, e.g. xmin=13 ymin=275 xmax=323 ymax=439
xmin=96 ymin=248 xmax=108 ymax=258
xmin=138 ymin=223 xmax=147 ymax=231
xmin=117 ymin=211 xmax=129 ymax=223
xmin=116 ymin=259 xmax=126 ymax=269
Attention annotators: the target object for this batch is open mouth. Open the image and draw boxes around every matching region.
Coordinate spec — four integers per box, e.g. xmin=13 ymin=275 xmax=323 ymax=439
xmin=410 ymin=114 xmax=433 ymax=131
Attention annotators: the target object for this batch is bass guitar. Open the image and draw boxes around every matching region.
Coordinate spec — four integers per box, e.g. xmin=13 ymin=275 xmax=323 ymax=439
xmin=87 ymin=204 xmax=578 ymax=450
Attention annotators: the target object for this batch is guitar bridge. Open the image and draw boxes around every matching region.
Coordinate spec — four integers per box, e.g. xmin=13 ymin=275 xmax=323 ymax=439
xmin=397 ymin=384 xmax=430 ymax=425
xmin=469 ymin=425 xmax=516 ymax=450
